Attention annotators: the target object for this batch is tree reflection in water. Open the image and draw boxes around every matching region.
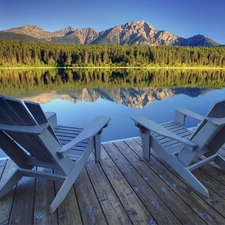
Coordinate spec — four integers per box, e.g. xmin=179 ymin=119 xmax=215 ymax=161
xmin=1 ymin=69 xmax=225 ymax=158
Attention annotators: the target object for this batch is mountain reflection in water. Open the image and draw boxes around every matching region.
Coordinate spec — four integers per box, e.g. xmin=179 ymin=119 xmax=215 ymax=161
xmin=1 ymin=87 xmax=225 ymax=158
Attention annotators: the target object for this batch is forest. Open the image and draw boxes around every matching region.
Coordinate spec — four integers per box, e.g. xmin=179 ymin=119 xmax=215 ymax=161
xmin=1 ymin=68 xmax=225 ymax=95
xmin=0 ymin=39 xmax=225 ymax=67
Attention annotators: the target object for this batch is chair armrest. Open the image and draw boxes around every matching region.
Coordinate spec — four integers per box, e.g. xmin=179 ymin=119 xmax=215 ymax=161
xmin=175 ymin=107 xmax=204 ymax=125
xmin=131 ymin=116 xmax=197 ymax=149
xmin=57 ymin=116 xmax=111 ymax=158
xmin=0 ymin=123 xmax=48 ymax=134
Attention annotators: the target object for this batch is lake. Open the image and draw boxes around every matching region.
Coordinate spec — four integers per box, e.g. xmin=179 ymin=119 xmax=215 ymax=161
xmin=1 ymin=86 xmax=225 ymax=158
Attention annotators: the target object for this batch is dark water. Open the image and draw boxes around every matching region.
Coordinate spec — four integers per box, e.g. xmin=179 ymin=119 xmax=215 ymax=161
xmin=1 ymin=87 xmax=225 ymax=158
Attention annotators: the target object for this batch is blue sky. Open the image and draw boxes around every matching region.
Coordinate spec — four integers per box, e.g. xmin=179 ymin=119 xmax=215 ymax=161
xmin=1 ymin=0 xmax=224 ymax=44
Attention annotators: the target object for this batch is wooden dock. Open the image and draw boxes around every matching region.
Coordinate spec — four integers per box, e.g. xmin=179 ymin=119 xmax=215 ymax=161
xmin=1 ymin=137 xmax=225 ymax=225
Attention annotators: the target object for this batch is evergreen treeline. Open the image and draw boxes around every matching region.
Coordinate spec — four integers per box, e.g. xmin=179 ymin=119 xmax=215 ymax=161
xmin=0 ymin=39 xmax=225 ymax=67
xmin=1 ymin=68 xmax=225 ymax=95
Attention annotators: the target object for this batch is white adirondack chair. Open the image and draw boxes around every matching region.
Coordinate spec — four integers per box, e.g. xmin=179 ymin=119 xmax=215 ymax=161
xmin=132 ymin=99 xmax=225 ymax=197
xmin=0 ymin=95 xmax=110 ymax=213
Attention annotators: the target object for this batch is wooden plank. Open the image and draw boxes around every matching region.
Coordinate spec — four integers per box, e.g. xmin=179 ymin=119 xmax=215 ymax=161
xmin=104 ymin=141 xmax=182 ymax=224
xmin=199 ymin=162 xmax=225 ymax=186
xmin=9 ymin=173 xmax=36 ymax=224
xmin=33 ymin=167 xmax=58 ymax=225
xmin=85 ymin=152 xmax=132 ymax=225
xmin=101 ymin=143 xmax=156 ymax=224
xmin=191 ymin=155 xmax=225 ymax=199
xmin=133 ymin=138 xmax=225 ymax=224
xmin=1 ymin=141 xmax=225 ymax=224
xmin=0 ymin=159 xmax=17 ymax=225
xmin=192 ymin=168 xmax=225 ymax=217
xmin=74 ymin=166 xmax=107 ymax=224
xmin=54 ymin=170 xmax=83 ymax=225
xmin=123 ymin=139 xmax=205 ymax=224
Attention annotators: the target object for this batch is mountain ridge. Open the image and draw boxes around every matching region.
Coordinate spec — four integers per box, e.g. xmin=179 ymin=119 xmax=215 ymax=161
xmin=1 ymin=20 xmax=220 ymax=47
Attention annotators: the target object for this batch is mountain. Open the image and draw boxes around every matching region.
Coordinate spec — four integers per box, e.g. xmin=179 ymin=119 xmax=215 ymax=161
xmin=175 ymin=34 xmax=220 ymax=47
xmin=91 ymin=20 xmax=180 ymax=45
xmin=51 ymin=28 xmax=99 ymax=44
xmin=1 ymin=20 xmax=220 ymax=46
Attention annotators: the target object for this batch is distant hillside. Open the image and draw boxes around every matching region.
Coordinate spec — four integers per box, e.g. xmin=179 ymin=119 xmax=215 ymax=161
xmin=175 ymin=35 xmax=220 ymax=47
xmin=0 ymin=31 xmax=43 ymax=42
xmin=2 ymin=20 xmax=221 ymax=47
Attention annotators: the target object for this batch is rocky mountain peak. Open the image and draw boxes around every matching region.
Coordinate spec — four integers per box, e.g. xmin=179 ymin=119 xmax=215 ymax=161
xmin=121 ymin=20 xmax=155 ymax=32
xmin=137 ymin=20 xmax=155 ymax=28
xmin=72 ymin=28 xmax=99 ymax=43
xmin=2 ymin=20 xmax=219 ymax=46
xmin=23 ymin=25 xmax=43 ymax=31
xmin=54 ymin=26 xmax=75 ymax=36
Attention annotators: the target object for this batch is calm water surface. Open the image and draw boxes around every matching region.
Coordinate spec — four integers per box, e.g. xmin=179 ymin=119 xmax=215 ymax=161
xmin=40 ymin=88 xmax=225 ymax=141
xmin=1 ymin=87 xmax=225 ymax=158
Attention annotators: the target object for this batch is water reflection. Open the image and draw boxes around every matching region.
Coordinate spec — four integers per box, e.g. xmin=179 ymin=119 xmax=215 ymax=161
xmin=1 ymin=87 xmax=225 ymax=158
xmin=13 ymin=87 xmax=225 ymax=141
xmin=37 ymin=87 xmax=224 ymax=142
xmin=1 ymin=68 xmax=225 ymax=96
xmin=16 ymin=87 xmax=209 ymax=107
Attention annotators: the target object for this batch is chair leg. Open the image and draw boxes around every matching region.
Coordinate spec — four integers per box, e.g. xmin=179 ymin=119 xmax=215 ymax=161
xmin=214 ymin=154 xmax=225 ymax=170
xmin=150 ymin=139 xmax=209 ymax=197
xmin=177 ymin=166 xmax=209 ymax=197
xmin=139 ymin=130 xmax=151 ymax=160
xmin=50 ymin=142 xmax=95 ymax=213
xmin=0 ymin=170 xmax=23 ymax=198
xmin=49 ymin=160 xmax=85 ymax=213
xmin=94 ymin=133 xmax=101 ymax=162
xmin=165 ymin=155 xmax=209 ymax=197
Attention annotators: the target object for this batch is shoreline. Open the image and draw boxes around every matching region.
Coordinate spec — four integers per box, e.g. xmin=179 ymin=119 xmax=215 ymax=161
xmin=0 ymin=66 xmax=225 ymax=70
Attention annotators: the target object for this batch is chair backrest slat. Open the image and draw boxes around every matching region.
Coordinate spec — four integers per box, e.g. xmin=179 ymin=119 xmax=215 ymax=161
xmin=190 ymin=100 xmax=225 ymax=140
xmin=204 ymin=100 xmax=225 ymax=155
xmin=0 ymin=97 xmax=26 ymax=125
xmin=189 ymin=99 xmax=225 ymax=156
xmin=1 ymin=96 xmax=36 ymax=126
xmin=24 ymin=101 xmax=48 ymax=124
xmin=0 ymin=96 xmax=57 ymax=163
xmin=25 ymin=101 xmax=60 ymax=142
xmin=206 ymin=100 xmax=225 ymax=118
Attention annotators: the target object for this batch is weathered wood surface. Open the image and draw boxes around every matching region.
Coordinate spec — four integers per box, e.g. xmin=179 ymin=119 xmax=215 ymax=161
xmin=1 ymin=137 xmax=225 ymax=225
